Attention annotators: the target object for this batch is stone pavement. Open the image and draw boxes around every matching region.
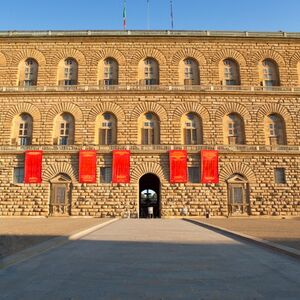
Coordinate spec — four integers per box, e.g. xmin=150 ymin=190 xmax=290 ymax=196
xmin=0 ymin=217 xmax=109 ymax=258
xmin=192 ymin=217 xmax=300 ymax=251
xmin=0 ymin=219 xmax=300 ymax=300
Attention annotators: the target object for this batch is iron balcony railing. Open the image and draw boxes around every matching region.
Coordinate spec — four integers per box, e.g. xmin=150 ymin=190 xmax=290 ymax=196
xmin=0 ymin=85 xmax=300 ymax=93
xmin=1 ymin=144 xmax=300 ymax=153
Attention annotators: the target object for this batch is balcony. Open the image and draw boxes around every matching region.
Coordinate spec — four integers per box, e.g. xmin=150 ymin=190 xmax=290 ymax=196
xmin=0 ymin=85 xmax=300 ymax=94
xmin=1 ymin=144 xmax=300 ymax=154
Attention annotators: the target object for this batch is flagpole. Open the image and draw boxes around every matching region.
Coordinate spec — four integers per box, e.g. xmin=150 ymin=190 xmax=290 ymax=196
xmin=170 ymin=0 xmax=174 ymax=30
xmin=123 ymin=0 xmax=127 ymax=30
xmin=147 ymin=0 xmax=150 ymax=30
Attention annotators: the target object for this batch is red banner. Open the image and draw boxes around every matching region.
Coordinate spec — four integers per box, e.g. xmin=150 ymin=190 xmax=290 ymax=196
xmin=79 ymin=150 xmax=97 ymax=183
xmin=112 ymin=150 xmax=130 ymax=183
xmin=201 ymin=150 xmax=219 ymax=184
xmin=169 ymin=150 xmax=187 ymax=183
xmin=24 ymin=151 xmax=43 ymax=184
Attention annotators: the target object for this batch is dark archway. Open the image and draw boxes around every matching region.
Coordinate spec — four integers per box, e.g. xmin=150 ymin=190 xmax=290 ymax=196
xmin=139 ymin=173 xmax=160 ymax=218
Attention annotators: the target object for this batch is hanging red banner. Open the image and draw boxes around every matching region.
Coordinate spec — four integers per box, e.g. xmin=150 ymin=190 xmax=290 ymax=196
xmin=169 ymin=150 xmax=187 ymax=183
xmin=24 ymin=150 xmax=43 ymax=184
xmin=201 ymin=150 xmax=219 ymax=184
xmin=79 ymin=150 xmax=97 ymax=183
xmin=112 ymin=150 xmax=130 ymax=183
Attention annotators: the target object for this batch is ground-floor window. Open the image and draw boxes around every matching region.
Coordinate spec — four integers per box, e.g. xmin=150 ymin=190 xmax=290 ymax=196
xmin=100 ymin=167 xmax=112 ymax=183
xmin=188 ymin=167 xmax=200 ymax=183
xmin=13 ymin=167 xmax=24 ymax=183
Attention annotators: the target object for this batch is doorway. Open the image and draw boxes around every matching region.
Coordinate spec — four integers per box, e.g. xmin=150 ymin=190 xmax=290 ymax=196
xmin=227 ymin=174 xmax=250 ymax=216
xmin=49 ymin=173 xmax=72 ymax=216
xmin=139 ymin=173 xmax=160 ymax=218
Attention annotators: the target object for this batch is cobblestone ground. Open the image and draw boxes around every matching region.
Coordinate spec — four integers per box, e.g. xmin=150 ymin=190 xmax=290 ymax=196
xmin=0 ymin=219 xmax=299 ymax=299
xmin=0 ymin=217 xmax=109 ymax=258
xmin=193 ymin=217 xmax=300 ymax=250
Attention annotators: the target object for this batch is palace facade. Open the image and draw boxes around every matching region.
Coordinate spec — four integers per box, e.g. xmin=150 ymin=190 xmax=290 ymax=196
xmin=0 ymin=30 xmax=299 ymax=218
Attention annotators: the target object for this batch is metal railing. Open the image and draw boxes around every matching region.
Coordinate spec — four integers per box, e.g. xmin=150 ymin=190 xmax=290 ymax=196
xmin=1 ymin=144 xmax=300 ymax=153
xmin=1 ymin=84 xmax=300 ymax=93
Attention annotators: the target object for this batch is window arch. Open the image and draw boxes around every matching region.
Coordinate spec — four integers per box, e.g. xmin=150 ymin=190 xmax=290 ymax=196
xmin=181 ymin=113 xmax=202 ymax=145
xmin=223 ymin=113 xmax=245 ymax=145
xmin=53 ymin=113 xmax=75 ymax=145
xmin=220 ymin=59 xmax=240 ymax=86
xmin=58 ymin=58 xmax=78 ymax=86
xmin=260 ymin=59 xmax=280 ymax=87
xmin=11 ymin=113 xmax=33 ymax=145
xmin=138 ymin=58 xmax=159 ymax=85
xmin=179 ymin=58 xmax=200 ymax=85
xmin=138 ymin=112 xmax=160 ymax=144
xmin=99 ymin=58 xmax=119 ymax=86
xmin=95 ymin=112 xmax=117 ymax=145
xmin=18 ymin=58 xmax=38 ymax=86
xmin=264 ymin=114 xmax=286 ymax=145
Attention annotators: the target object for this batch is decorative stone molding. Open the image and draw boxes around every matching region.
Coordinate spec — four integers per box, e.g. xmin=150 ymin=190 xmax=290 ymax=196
xmin=212 ymin=49 xmax=247 ymax=66
xmin=219 ymin=162 xmax=256 ymax=183
xmin=12 ymin=49 xmax=46 ymax=66
xmin=130 ymin=102 xmax=168 ymax=121
xmin=131 ymin=48 xmax=167 ymax=65
xmin=215 ymin=102 xmax=251 ymax=121
xmin=46 ymin=102 xmax=83 ymax=122
xmin=91 ymin=48 xmax=126 ymax=65
xmin=5 ymin=103 xmax=42 ymax=123
xmin=88 ymin=102 xmax=125 ymax=122
xmin=131 ymin=162 xmax=168 ymax=183
xmin=289 ymin=52 xmax=300 ymax=67
xmin=172 ymin=102 xmax=210 ymax=122
xmin=251 ymin=49 xmax=286 ymax=66
xmin=50 ymin=48 xmax=86 ymax=65
xmin=43 ymin=162 xmax=78 ymax=182
xmin=257 ymin=103 xmax=292 ymax=123
xmin=171 ymin=48 xmax=207 ymax=66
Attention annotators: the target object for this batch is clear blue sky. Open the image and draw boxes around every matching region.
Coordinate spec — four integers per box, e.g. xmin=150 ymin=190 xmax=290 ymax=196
xmin=1 ymin=0 xmax=299 ymax=32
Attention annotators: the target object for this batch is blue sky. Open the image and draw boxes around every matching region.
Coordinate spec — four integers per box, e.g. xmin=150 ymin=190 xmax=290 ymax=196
xmin=1 ymin=0 xmax=299 ymax=32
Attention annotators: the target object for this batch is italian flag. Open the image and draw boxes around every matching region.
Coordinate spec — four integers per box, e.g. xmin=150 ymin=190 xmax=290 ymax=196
xmin=123 ymin=0 xmax=126 ymax=30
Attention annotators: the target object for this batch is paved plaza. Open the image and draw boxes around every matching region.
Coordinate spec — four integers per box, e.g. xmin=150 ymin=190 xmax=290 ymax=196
xmin=0 ymin=219 xmax=300 ymax=299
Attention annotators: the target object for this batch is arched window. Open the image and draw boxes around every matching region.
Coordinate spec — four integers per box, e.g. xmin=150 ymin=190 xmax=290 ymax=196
xmin=221 ymin=59 xmax=240 ymax=86
xmin=101 ymin=58 xmax=118 ymax=86
xmin=19 ymin=58 xmax=38 ymax=86
xmin=95 ymin=112 xmax=117 ymax=145
xmin=138 ymin=58 xmax=159 ymax=85
xmin=58 ymin=58 xmax=78 ymax=86
xmin=138 ymin=112 xmax=160 ymax=144
xmin=260 ymin=59 xmax=280 ymax=86
xmin=11 ymin=113 xmax=33 ymax=145
xmin=181 ymin=113 xmax=202 ymax=145
xmin=53 ymin=113 xmax=75 ymax=145
xmin=265 ymin=114 xmax=286 ymax=145
xmin=223 ymin=113 xmax=245 ymax=145
xmin=181 ymin=58 xmax=199 ymax=85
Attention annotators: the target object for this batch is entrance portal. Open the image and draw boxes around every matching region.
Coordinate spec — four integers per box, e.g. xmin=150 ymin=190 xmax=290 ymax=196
xmin=49 ymin=173 xmax=72 ymax=216
xmin=139 ymin=173 xmax=160 ymax=218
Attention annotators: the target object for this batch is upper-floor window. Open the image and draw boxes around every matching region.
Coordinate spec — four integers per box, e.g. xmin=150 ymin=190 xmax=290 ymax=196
xmin=138 ymin=112 xmax=160 ymax=144
xmin=221 ymin=59 xmax=240 ymax=86
xmin=139 ymin=58 xmax=159 ymax=85
xmin=96 ymin=112 xmax=117 ymax=145
xmin=181 ymin=113 xmax=202 ymax=145
xmin=53 ymin=113 xmax=75 ymax=145
xmin=58 ymin=58 xmax=78 ymax=86
xmin=265 ymin=114 xmax=286 ymax=145
xmin=182 ymin=58 xmax=199 ymax=85
xmin=11 ymin=113 xmax=33 ymax=146
xmin=19 ymin=58 xmax=38 ymax=87
xmin=260 ymin=59 xmax=280 ymax=87
xmin=102 ymin=58 xmax=118 ymax=86
xmin=223 ymin=113 xmax=245 ymax=145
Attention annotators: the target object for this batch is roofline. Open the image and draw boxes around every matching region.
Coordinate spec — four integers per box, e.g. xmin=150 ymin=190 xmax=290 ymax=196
xmin=0 ymin=30 xmax=300 ymax=39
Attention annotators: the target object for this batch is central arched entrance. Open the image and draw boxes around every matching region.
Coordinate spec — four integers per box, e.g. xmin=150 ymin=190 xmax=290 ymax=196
xmin=139 ymin=173 xmax=160 ymax=218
